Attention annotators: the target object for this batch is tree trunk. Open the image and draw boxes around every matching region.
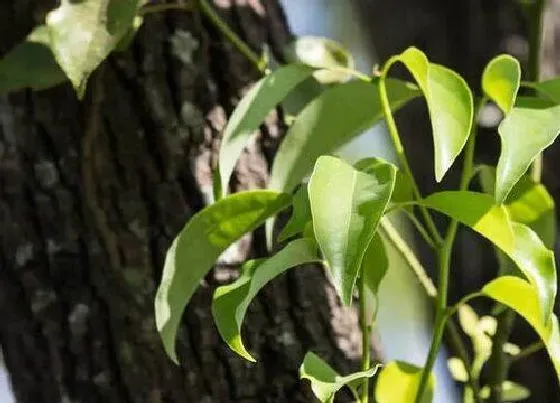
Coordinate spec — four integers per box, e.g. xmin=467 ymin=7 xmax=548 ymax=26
xmin=0 ymin=1 xmax=364 ymax=402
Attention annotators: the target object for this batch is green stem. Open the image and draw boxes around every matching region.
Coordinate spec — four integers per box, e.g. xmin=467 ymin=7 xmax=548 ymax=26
xmin=510 ymin=341 xmax=544 ymax=363
xmin=358 ymin=273 xmax=371 ymax=403
xmin=488 ymin=310 xmax=516 ymax=403
xmin=198 ymin=0 xmax=267 ymax=73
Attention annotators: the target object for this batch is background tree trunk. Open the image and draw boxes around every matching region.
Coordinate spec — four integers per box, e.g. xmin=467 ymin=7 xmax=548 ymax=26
xmin=0 ymin=1 xmax=365 ymax=402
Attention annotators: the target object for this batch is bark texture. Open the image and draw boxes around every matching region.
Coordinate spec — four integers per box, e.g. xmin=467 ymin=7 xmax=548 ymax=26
xmin=0 ymin=1 xmax=364 ymax=402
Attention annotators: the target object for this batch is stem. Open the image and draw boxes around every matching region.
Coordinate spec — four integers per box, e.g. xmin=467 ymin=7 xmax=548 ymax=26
xmin=378 ymin=70 xmax=443 ymax=246
xmin=199 ymin=0 xmax=267 ymax=73
xmin=487 ymin=311 xmax=516 ymax=403
xmin=511 ymin=341 xmax=544 ymax=363
xmin=527 ymin=0 xmax=546 ymax=181
xmin=358 ymin=273 xmax=371 ymax=403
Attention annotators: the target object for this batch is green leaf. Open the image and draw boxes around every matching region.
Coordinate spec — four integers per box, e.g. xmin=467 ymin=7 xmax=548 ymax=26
xmin=0 ymin=26 xmax=67 ymax=93
xmin=355 ymin=157 xmax=413 ymax=206
xmin=514 ymin=96 xmax=556 ymax=109
xmin=217 ymin=64 xmax=313 ymax=197
xmin=155 ymin=190 xmax=291 ymax=363
xmin=482 ymin=54 xmax=520 ymax=114
xmin=422 ymin=191 xmax=557 ymax=322
xmin=299 ymin=351 xmax=380 ymax=403
xmin=528 ymin=78 xmax=560 ymax=104
xmin=270 ymin=79 xmax=419 ymax=194
xmin=482 ymin=276 xmax=560 ymax=383
xmin=212 ymin=238 xmax=321 ymax=361
xmin=447 ymin=357 xmax=468 ymax=382
xmin=114 ymin=15 xmax=144 ymax=52
xmin=277 ymin=185 xmax=312 ymax=242
xmin=480 ymin=381 xmax=531 ymax=401
xmin=308 ymin=156 xmax=396 ymax=305
xmin=285 ymin=36 xmax=354 ymax=84
xmin=375 ymin=361 xmax=434 ymax=403
xmin=362 ymin=234 xmax=388 ymax=324
xmin=495 ymin=104 xmax=560 ymax=202
xmin=386 ymin=47 xmax=474 ymax=181
xmin=46 ymin=0 xmax=141 ymax=97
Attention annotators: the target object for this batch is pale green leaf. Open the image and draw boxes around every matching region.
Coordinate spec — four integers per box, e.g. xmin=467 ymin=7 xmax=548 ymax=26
xmin=0 ymin=26 xmax=66 ymax=93
xmin=362 ymin=234 xmax=388 ymax=324
xmin=155 ymin=190 xmax=291 ymax=363
xmin=299 ymin=352 xmax=380 ymax=403
xmin=482 ymin=54 xmax=520 ymax=113
xmin=217 ymin=64 xmax=313 ymax=197
xmin=495 ymin=104 xmax=560 ymax=202
xmin=375 ymin=361 xmax=434 ymax=403
xmin=285 ymin=36 xmax=354 ymax=83
xmin=447 ymin=357 xmax=468 ymax=382
xmin=277 ymin=185 xmax=311 ymax=242
xmin=423 ymin=191 xmax=557 ymax=322
xmin=269 ymin=79 xmax=419 ymax=194
xmin=387 ymin=47 xmax=474 ymax=181
xmin=308 ymin=156 xmax=396 ymax=305
xmin=482 ymin=276 xmax=560 ymax=383
xmin=46 ymin=0 xmax=141 ymax=97
xmin=212 ymin=238 xmax=321 ymax=361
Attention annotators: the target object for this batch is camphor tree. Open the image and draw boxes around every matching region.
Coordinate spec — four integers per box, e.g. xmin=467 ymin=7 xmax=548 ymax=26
xmin=1 ymin=1 xmax=560 ymax=403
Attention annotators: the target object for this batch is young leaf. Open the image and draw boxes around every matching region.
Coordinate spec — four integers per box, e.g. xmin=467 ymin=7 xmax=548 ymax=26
xmin=385 ymin=47 xmax=474 ymax=182
xmin=481 ymin=54 xmax=521 ymax=114
xmin=217 ymin=64 xmax=313 ymax=197
xmin=422 ymin=191 xmax=557 ymax=322
xmin=269 ymin=79 xmax=419 ymax=194
xmin=299 ymin=351 xmax=380 ymax=403
xmin=155 ymin=190 xmax=291 ymax=363
xmin=308 ymin=156 xmax=396 ymax=305
xmin=482 ymin=276 xmax=560 ymax=382
xmin=46 ymin=0 xmax=141 ymax=97
xmin=495 ymin=104 xmax=560 ymax=202
xmin=362 ymin=234 xmax=389 ymax=325
xmin=527 ymin=78 xmax=560 ymax=104
xmin=375 ymin=361 xmax=434 ymax=403
xmin=277 ymin=185 xmax=312 ymax=242
xmin=0 ymin=26 xmax=66 ymax=93
xmin=212 ymin=238 xmax=321 ymax=361
xmin=284 ymin=36 xmax=354 ymax=84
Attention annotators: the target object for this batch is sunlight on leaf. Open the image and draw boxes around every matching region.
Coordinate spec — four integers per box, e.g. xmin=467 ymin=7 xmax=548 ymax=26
xmin=375 ymin=361 xmax=434 ymax=403
xmin=482 ymin=54 xmax=520 ymax=114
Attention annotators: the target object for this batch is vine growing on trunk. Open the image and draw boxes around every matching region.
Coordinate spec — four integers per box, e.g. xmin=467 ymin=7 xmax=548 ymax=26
xmin=1 ymin=0 xmax=559 ymax=402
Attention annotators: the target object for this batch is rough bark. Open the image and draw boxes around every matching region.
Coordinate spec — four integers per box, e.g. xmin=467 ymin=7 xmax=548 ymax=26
xmin=0 ymin=1 xmax=365 ymax=402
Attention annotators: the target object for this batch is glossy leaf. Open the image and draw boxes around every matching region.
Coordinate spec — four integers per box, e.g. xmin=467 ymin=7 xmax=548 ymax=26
xmin=299 ymin=352 xmax=380 ymax=403
xmin=495 ymin=104 xmax=560 ymax=202
xmin=46 ymin=0 xmax=141 ymax=97
xmin=0 ymin=26 xmax=66 ymax=93
xmin=423 ymin=191 xmax=557 ymax=322
xmin=362 ymin=234 xmax=388 ymax=324
xmin=387 ymin=47 xmax=474 ymax=181
xmin=212 ymin=238 xmax=321 ymax=361
xmin=528 ymin=78 xmax=560 ymax=104
xmin=285 ymin=36 xmax=354 ymax=84
xmin=481 ymin=54 xmax=520 ymax=113
xmin=155 ymin=190 xmax=291 ymax=363
xmin=355 ymin=157 xmax=413 ymax=206
xmin=375 ymin=361 xmax=434 ymax=403
xmin=269 ymin=79 xmax=419 ymax=194
xmin=277 ymin=185 xmax=312 ymax=242
xmin=308 ymin=156 xmax=396 ymax=305
xmin=482 ymin=276 xmax=560 ymax=382
xmin=217 ymin=64 xmax=313 ymax=197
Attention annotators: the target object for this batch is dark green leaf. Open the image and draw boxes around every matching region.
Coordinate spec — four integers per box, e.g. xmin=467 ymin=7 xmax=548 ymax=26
xmin=269 ymin=79 xmax=419 ymax=194
xmin=482 ymin=276 xmax=560 ymax=382
xmin=277 ymin=185 xmax=312 ymax=242
xmin=423 ymin=191 xmax=557 ymax=322
xmin=212 ymin=238 xmax=321 ymax=361
xmin=528 ymin=78 xmax=560 ymax=104
xmin=514 ymin=96 xmax=556 ymax=109
xmin=46 ymin=0 xmax=141 ymax=97
xmin=218 ymin=64 xmax=313 ymax=197
xmin=0 ymin=26 xmax=66 ymax=93
xmin=299 ymin=352 xmax=380 ymax=403
xmin=155 ymin=190 xmax=291 ymax=363
xmin=495 ymin=104 xmax=560 ymax=202
xmin=362 ymin=234 xmax=388 ymax=324
xmin=387 ymin=47 xmax=474 ymax=182
xmin=308 ymin=156 xmax=396 ymax=305
xmin=375 ymin=361 xmax=434 ymax=403
xmin=482 ymin=54 xmax=520 ymax=113
xmin=355 ymin=157 xmax=413 ymax=206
